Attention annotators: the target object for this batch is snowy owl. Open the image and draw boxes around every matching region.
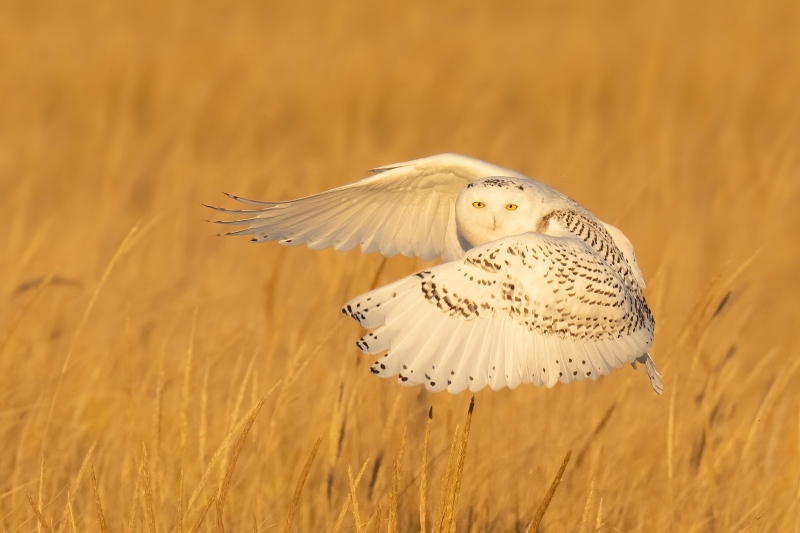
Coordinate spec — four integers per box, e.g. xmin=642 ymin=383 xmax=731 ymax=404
xmin=208 ymin=153 xmax=663 ymax=394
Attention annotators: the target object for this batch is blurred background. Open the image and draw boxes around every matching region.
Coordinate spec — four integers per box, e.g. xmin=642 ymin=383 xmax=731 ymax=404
xmin=0 ymin=0 xmax=798 ymax=531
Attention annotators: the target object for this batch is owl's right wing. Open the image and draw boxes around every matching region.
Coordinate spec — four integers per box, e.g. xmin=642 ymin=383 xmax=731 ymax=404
xmin=343 ymin=231 xmax=661 ymax=394
xmin=600 ymin=221 xmax=647 ymax=288
xmin=207 ymin=153 xmax=526 ymax=262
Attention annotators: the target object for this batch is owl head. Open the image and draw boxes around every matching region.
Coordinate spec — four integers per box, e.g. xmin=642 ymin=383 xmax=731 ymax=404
xmin=455 ymin=177 xmax=548 ymax=248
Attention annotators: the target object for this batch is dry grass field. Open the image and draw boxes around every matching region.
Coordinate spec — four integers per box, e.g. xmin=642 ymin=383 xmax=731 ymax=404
xmin=1 ymin=0 xmax=799 ymax=531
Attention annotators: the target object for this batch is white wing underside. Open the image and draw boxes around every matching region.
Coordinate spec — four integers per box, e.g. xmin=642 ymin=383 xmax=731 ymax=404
xmin=208 ymin=154 xmax=527 ymax=262
xmin=209 ymin=153 xmax=648 ymax=285
xmin=343 ymin=232 xmax=661 ymax=394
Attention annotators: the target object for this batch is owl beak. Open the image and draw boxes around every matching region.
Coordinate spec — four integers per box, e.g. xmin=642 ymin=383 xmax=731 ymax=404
xmin=492 ymin=216 xmax=497 ymax=230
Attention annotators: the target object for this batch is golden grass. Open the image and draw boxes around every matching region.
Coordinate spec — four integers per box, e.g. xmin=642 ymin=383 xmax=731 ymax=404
xmin=1 ymin=0 xmax=800 ymax=530
xmin=26 ymin=490 xmax=52 ymax=533
xmin=388 ymin=425 xmax=407 ymax=532
xmin=90 ymin=468 xmax=108 ymax=533
xmin=525 ymin=450 xmax=572 ymax=533
xmin=285 ymin=437 xmax=322 ymax=533
xmin=420 ymin=408 xmax=433 ymax=532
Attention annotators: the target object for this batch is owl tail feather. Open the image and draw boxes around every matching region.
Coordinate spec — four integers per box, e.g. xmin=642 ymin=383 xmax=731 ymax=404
xmin=632 ymin=353 xmax=663 ymax=395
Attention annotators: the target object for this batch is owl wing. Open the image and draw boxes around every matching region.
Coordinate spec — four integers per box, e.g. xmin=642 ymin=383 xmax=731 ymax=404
xmin=343 ymin=231 xmax=661 ymax=394
xmin=208 ymin=153 xmax=526 ymax=262
xmin=600 ymin=221 xmax=646 ymax=288
xmin=540 ymin=209 xmax=648 ymax=291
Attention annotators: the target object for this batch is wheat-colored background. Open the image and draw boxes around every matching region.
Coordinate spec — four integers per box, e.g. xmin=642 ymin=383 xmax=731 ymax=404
xmin=1 ymin=0 xmax=798 ymax=531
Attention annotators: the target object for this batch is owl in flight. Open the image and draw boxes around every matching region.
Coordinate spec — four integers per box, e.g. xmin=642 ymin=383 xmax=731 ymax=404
xmin=209 ymin=154 xmax=662 ymax=394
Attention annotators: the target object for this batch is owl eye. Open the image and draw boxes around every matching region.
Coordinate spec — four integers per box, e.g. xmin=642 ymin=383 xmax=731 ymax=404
xmin=506 ymin=204 xmax=518 ymax=211
xmin=472 ymin=201 xmax=485 ymax=208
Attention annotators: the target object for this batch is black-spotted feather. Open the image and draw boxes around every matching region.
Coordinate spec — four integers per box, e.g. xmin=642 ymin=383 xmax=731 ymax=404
xmin=343 ymin=231 xmax=660 ymax=394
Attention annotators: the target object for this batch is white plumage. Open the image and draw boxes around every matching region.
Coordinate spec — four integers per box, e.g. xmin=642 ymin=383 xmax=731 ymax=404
xmin=210 ymin=153 xmax=662 ymax=394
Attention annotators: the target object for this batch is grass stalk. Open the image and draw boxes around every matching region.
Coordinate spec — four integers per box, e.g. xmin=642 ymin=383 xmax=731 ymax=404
xmin=524 ymin=450 xmax=572 ymax=533
xmin=285 ymin=437 xmax=323 ymax=533
xmin=433 ymin=424 xmax=460 ymax=533
xmin=188 ymin=387 xmax=277 ymax=510
xmin=26 ymin=491 xmax=54 ymax=533
xmin=126 ymin=450 xmax=146 ymax=533
xmin=142 ymin=444 xmax=157 ymax=533
xmin=348 ymin=464 xmax=363 ymax=532
xmin=445 ymin=398 xmax=475 ymax=533
xmin=578 ymin=477 xmax=595 ymax=533
xmin=177 ymin=469 xmax=185 ymax=533
xmin=38 ymin=455 xmax=44 ymax=533
xmin=180 ymin=308 xmax=198 ymax=461
xmin=388 ymin=425 xmax=407 ymax=533
xmin=55 ymin=441 xmax=97 ymax=533
xmin=190 ymin=492 xmax=217 ymax=533
xmin=215 ymin=395 xmax=267 ymax=530
xmin=91 ymin=468 xmax=109 ymax=533
xmin=420 ymin=407 xmax=432 ymax=533
xmin=333 ymin=459 xmax=369 ymax=533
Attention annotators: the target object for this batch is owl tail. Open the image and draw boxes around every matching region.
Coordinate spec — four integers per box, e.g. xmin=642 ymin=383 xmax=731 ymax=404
xmin=633 ymin=353 xmax=663 ymax=394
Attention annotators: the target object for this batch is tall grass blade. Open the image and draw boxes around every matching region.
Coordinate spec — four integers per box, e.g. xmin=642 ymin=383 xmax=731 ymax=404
xmin=333 ymin=459 xmax=369 ymax=533
xmin=388 ymin=425 xmax=407 ymax=533
xmin=91 ymin=468 xmax=110 ymax=533
xmin=444 ymin=397 xmax=475 ymax=533
xmin=55 ymin=440 xmax=97 ymax=533
xmin=142 ymin=444 xmax=157 ymax=533
xmin=188 ymin=387 xmax=278 ymax=510
xmin=285 ymin=437 xmax=323 ymax=533
xmin=524 ymin=449 xmax=572 ymax=533
xmin=348 ymin=464 xmax=363 ymax=532
xmin=26 ymin=491 xmax=54 ymax=533
xmin=420 ymin=407 xmax=433 ymax=533
xmin=190 ymin=492 xmax=217 ymax=533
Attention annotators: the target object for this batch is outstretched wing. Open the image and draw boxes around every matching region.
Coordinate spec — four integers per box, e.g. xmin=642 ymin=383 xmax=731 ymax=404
xmin=343 ymin=231 xmax=661 ymax=394
xmin=208 ymin=153 xmax=526 ymax=262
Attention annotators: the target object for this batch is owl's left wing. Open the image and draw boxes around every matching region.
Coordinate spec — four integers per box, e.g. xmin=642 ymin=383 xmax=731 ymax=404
xmin=207 ymin=153 xmax=526 ymax=262
xmin=343 ymin=232 xmax=661 ymax=394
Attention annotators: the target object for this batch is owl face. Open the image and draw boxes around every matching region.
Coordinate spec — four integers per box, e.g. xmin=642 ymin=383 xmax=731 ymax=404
xmin=455 ymin=177 xmax=543 ymax=248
